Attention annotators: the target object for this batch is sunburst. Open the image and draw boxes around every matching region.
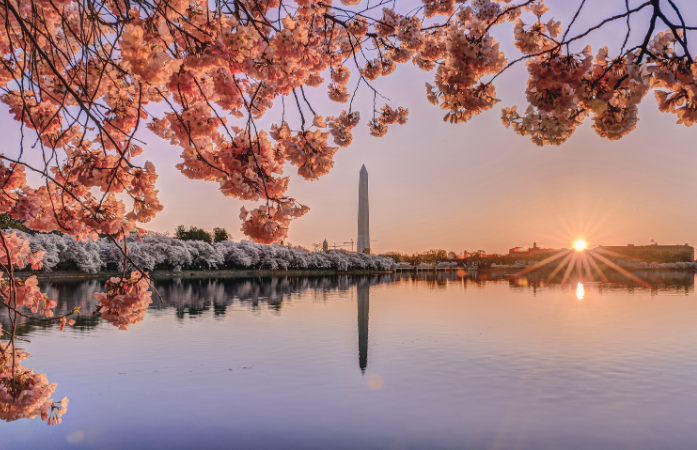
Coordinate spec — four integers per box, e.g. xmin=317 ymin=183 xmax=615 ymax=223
xmin=511 ymin=240 xmax=651 ymax=289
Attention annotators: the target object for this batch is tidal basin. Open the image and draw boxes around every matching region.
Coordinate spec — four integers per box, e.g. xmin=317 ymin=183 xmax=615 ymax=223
xmin=3 ymin=272 xmax=697 ymax=449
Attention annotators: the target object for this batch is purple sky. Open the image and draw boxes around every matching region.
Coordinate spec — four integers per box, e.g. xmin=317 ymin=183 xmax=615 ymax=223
xmin=2 ymin=0 xmax=697 ymax=254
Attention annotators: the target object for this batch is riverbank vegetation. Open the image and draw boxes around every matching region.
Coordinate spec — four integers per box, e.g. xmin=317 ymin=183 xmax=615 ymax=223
xmin=12 ymin=230 xmax=395 ymax=274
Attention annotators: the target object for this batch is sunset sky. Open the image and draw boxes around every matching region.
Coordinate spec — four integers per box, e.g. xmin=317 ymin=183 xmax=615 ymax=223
xmin=2 ymin=0 xmax=697 ymax=255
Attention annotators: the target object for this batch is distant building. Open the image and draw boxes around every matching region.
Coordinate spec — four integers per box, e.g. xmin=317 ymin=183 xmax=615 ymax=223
xmin=509 ymin=242 xmax=560 ymax=259
xmin=595 ymin=243 xmax=694 ymax=263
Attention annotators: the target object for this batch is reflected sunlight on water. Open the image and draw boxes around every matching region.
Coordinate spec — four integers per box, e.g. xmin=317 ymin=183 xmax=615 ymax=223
xmin=2 ymin=272 xmax=697 ymax=449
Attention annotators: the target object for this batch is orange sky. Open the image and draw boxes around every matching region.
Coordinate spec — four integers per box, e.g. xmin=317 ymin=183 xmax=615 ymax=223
xmin=2 ymin=0 xmax=697 ymax=255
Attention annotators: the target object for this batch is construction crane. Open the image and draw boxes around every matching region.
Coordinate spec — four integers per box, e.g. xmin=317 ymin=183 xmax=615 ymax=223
xmin=329 ymin=238 xmax=377 ymax=253
xmin=331 ymin=242 xmax=353 ymax=251
xmin=343 ymin=239 xmax=354 ymax=252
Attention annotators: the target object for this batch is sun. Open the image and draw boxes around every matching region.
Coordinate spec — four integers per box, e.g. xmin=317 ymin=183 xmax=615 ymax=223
xmin=573 ymin=239 xmax=587 ymax=251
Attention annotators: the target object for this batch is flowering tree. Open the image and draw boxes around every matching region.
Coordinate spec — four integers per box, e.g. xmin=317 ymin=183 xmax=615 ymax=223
xmin=0 ymin=0 xmax=695 ymax=423
xmin=22 ymin=231 xmax=396 ymax=273
xmin=0 ymin=231 xmax=73 ymax=424
xmin=0 ymin=0 xmax=694 ymax=246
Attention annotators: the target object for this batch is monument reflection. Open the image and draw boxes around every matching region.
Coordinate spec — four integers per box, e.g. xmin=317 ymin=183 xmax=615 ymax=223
xmin=357 ymin=279 xmax=369 ymax=373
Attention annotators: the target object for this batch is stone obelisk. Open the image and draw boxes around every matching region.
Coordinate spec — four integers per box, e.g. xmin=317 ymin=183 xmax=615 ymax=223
xmin=357 ymin=165 xmax=370 ymax=254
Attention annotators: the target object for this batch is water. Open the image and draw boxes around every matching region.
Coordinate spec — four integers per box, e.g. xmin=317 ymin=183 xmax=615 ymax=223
xmin=2 ymin=271 xmax=697 ymax=449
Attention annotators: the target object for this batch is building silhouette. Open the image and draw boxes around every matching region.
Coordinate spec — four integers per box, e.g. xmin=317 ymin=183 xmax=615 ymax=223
xmin=596 ymin=243 xmax=694 ymax=262
xmin=509 ymin=242 xmax=560 ymax=258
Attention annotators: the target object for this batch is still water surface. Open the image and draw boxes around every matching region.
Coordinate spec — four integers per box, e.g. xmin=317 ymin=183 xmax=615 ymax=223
xmin=2 ymin=272 xmax=697 ymax=449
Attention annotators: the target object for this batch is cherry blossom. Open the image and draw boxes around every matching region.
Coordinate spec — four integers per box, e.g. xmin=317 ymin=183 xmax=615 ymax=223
xmin=0 ymin=342 xmax=68 ymax=425
xmin=20 ymin=231 xmax=396 ymax=273
xmin=0 ymin=0 xmax=692 ymax=244
xmin=94 ymin=272 xmax=154 ymax=330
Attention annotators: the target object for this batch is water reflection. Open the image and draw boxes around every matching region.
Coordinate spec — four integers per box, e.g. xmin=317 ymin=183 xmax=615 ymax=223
xmin=392 ymin=269 xmax=695 ymax=295
xmin=357 ymin=279 xmax=369 ymax=374
xmin=2 ymin=271 xmax=694 ymax=336
xmin=152 ymin=275 xmax=394 ymax=315
xmin=3 ymin=270 xmax=697 ymax=446
xmin=0 ymin=275 xmax=397 ymax=335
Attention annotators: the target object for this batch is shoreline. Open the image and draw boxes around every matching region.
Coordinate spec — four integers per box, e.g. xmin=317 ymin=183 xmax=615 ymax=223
xmin=13 ymin=268 xmax=395 ymax=281
xmin=13 ymin=266 xmax=695 ymax=281
xmin=480 ymin=266 xmax=697 ymax=274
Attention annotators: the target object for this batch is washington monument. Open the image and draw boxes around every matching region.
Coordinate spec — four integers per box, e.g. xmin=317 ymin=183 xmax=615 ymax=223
xmin=358 ymin=165 xmax=370 ymax=254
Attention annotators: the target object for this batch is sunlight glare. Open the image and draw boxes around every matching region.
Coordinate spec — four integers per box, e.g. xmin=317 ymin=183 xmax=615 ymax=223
xmin=576 ymin=282 xmax=584 ymax=300
xmin=573 ymin=240 xmax=587 ymax=251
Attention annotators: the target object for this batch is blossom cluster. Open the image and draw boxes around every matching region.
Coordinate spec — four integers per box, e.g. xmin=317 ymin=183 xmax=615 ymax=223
xmin=239 ymin=204 xmax=310 ymax=245
xmin=501 ymin=42 xmax=654 ymax=145
xmin=0 ymin=231 xmax=75 ymax=425
xmin=500 ymin=7 xmax=696 ymax=146
xmin=0 ymin=231 xmax=45 ymax=271
xmin=649 ymin=32 xmax=697 ymax=127
xmin=0 ymin=340 xmax=68 ymax=425
xmin=270 ymin=118 xmax=338 ymax=181
xmin=423 ymin=5 xmax=511 ymax=123
xmin=0 ymin=231 xmax=70 ymax=322
xmin=369 ymin=105 xmax=409 ymax=137
xmin=0 ymin=276 xmax=57 ymax=319
xmin=93 ymin=272 xmax=154 ymax=330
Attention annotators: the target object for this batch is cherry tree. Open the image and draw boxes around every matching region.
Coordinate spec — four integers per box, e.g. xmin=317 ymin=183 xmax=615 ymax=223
xmin=0 ymin=0 xmax=693 ymax=247
xmin=0 ymin=231 xmax=74 ymax=424
xmin=23 ymin=231 xmax=396 ymax=272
